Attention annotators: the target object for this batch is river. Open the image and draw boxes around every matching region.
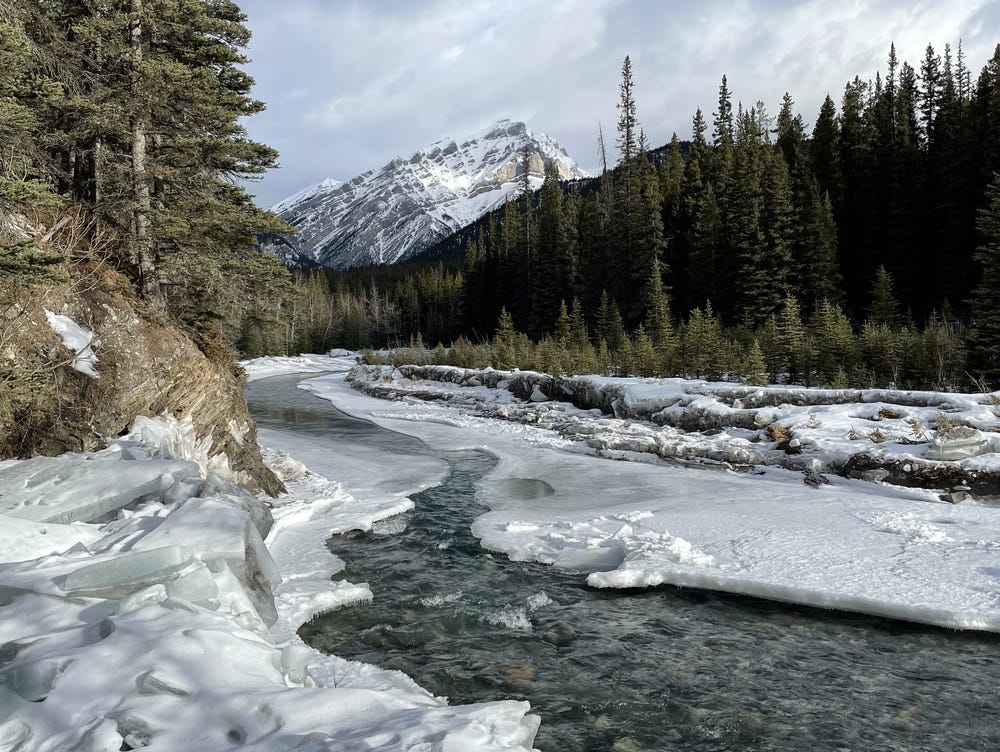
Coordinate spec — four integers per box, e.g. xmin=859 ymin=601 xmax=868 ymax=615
xmin=247 ymin=374 xmax=999 ymax=752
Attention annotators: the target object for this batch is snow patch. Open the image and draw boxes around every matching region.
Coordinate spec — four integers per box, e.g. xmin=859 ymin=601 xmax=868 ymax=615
xmin=44 ymin=309 xmax=99 ymax=378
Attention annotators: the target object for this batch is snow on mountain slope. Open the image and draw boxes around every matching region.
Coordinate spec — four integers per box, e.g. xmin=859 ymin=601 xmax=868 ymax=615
xmin=268 ymin=120 xmax=590 ymax=269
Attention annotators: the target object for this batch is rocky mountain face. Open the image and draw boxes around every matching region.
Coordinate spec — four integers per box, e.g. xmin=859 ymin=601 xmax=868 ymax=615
xmin=267 ymin=119 xmax=589 ymax=269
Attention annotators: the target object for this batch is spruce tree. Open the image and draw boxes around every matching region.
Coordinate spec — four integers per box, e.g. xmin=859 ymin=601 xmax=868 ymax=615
xmin=610 ymin=55 xmax=643 ymax=312
xmin=23 ymin=0 xmax=293 ymax=343
xmin=681 ymin=303 xmax=725 ymax=379
xmin=775 ymin=295 xmax=807 ymax=383
xmin=531 ymin=162 xmax=567 ymax=335
xmin=616 ymin=55 xmax=638 ymax=166
xmin=0 ymin=3 xmax=58 ymax=207
xmin=728 ymin=109 xmax=768 ymax=325
xmin=867 ymin=265 xmax=902 ymax=328
xmin=630 ymin=158 xmax=667 ymax=327
xmin=810 ymin=94 xmax=843 ymax=209
xmin=595 ymin=290 xmax=626 ymax=353
xmin=968 ymin=173 xmax=1000 ymax=378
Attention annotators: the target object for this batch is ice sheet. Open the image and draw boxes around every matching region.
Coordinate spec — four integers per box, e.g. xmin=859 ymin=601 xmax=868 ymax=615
xmin=0 ymin=456 xmax=200 ymax=524
xmin=0 ymin=513 xmax=101 ymax=564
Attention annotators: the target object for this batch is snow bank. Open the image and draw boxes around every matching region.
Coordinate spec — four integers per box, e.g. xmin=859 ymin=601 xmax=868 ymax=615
xmin=0 ymin=411 xmax=539 ymax=751
xmin=346 ymin=364 xmax=1000 ymax=496
xmin=240 ymin=352 xmax=357 ymax=382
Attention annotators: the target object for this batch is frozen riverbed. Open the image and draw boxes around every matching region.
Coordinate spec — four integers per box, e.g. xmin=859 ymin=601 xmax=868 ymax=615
xmin=276 ymin=355 xmax=1000 ymax=632
xmin=246 ymin=354 xmax=1000 ymax=751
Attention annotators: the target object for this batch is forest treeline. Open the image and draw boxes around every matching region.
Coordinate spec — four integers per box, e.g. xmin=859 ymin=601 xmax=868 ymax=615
xmin=285 ymin=44 xmax=1000 ymax=389
xmin=6 ymin=5 xmax=1000 ymax=392
xmin=0 ymin=0 xmax=295 ymax=354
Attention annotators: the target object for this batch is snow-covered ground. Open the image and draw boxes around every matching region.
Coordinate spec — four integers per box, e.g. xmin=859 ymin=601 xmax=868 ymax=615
xmin=271 ymin=355 xmax=1000 ymax=633
xmin=4 ymin=349 xmax=999 ymax=750
xmin=0 ymin=363 xmax=540 ymax=751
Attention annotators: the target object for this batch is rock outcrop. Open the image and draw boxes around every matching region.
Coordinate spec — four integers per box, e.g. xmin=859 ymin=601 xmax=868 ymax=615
xmin=0 ymin=259 xmax=282 ymax=495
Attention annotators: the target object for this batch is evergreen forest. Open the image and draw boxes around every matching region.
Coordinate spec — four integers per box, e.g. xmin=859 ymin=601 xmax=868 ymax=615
xmin=4 ymin=3 xmax=1000 ymax=392
xmin=0 ymin=0 xmax=295 ymax=356
xmin=295 ymin=45 xmax=1000 ymax=391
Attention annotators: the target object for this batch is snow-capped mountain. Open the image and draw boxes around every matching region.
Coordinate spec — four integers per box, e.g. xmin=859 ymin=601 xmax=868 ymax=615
xmin=267 ymin=119 xmax=590 ymax=269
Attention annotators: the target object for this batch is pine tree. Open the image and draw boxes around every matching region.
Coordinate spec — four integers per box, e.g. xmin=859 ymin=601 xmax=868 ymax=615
xmin=810 ymin=299 xmax=855 ymax=384
xmin=920 ymin=43 xmax=942 ymax=144
xmin=867 ymin=265 xmax=902 ymax=328
xmin=775 ymin=295 xmax=807 ymax=383
xmin=0 ymin=3 xmax=59 ymax=207
xmin=680 ymin=303 xmax=725 ymax=379
xmin=629 ymin=158 xmax=667 ymax=327
xmin=757 ymin=148 xmax=794 ymax=306
xmin=685 ymin=183 xmax=722 ymax=311
xmin=462 ymin=233 xmax=485 ymax=335
xmin=810 ymin=94 xmax=843 ymax=209
xmin=728 ymin=109 xmax=768 ymax=325
xmin=776 ymin=92 xmax=805 ymax=169
xmin=492 ymin=307 xmax=517 ymax=369
xmin=610 ymin=55 xmax=643 ymax=312
xmin=712 ymin=75 xmax=734 ymax=152
xmin=568 ymin=298 xmax=590 ymax=351
xmin=31 ymin=0 xmax=292 ymax=339
xmin=633 ymin=324 xmax=658 ymax=376
xmin=741 ymin=338 xmax=768 ymax=385
xmin=616 ymin=55 xmax=638 ymax=166
xmin=531 ymin=162 xmax=569 ymax=335
xmin=595 ymin=290 xmax=626 ymax=353
xmin=968 ymin=173 xmax=1000 ymax=378
xmin=553 ymin=300 xmax=571 ymax=343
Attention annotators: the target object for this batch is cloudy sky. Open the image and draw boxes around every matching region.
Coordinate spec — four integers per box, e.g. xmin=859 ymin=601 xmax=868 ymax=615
xmin=238 ymin=0 xmax=1000 ymax=208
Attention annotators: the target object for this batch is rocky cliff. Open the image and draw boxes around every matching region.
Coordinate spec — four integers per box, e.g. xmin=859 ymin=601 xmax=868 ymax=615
xmin=0 ymin=259 xmax=282 ymax=495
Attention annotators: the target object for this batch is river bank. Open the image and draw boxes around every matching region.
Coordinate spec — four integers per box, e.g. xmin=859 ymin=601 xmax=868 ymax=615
xmin=0 ymin=358 xmax=540 ymax=751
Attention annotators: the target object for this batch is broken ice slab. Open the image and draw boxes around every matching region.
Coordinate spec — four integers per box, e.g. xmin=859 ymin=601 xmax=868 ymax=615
xmin=0 ymin=512 xmax=101 ymax=565
xmin=926 ymin=426 xmax=992 ymax=461
xmin=132 ymin=499 xmax=281 ymax=626
xmin=0 ymin=457 xmax=200 ymax=524
xmin=164 ymin=562 xmax=218 ymax=604
xmin=62 ymin=546 xmax=193 ymax=598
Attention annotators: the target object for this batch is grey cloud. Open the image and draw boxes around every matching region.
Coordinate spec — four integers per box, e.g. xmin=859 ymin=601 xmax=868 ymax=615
xmin=240 ymin=0 xmax=999 ymax=208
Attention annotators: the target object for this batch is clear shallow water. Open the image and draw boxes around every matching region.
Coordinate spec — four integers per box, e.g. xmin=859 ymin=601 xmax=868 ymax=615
xmin=247 ymin=376 xmax=1000 ymax=752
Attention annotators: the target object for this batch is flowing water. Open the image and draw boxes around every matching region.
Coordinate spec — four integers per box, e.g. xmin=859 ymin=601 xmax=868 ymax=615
xmin=247 ymin=375 xmax=1000 ymax=752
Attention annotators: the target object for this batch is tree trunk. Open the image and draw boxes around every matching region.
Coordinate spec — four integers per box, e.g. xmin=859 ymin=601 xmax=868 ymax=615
xmin=130 ymin=0 xmax=162 ymax=304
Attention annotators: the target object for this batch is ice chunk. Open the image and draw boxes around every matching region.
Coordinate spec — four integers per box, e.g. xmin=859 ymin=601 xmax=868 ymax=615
xmin=0 ymin=457 xmax=200 ymax=524
xmin=926 ymin=425 xmax=991 ymax=460
xmin=164 ymin=562 xmax=218 ymax=604
xmin=116 ymin=584 xmax=169 ymax=615
xmin=553 ymin=543 xmax=625 ymax=571
xmin=0 ymin=512 xmax=101 ymax=564
xmin=62 ymin=546 xmax=193 ymax=598
xmin=132 ymin=498 xmax=280 ymax=625
xmin=280 ymin=644 xmax=314 ymax=685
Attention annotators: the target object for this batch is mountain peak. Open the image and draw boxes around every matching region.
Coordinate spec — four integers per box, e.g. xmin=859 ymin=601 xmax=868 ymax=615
xmin=267 ymin=121 xmax=589 ymax=269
